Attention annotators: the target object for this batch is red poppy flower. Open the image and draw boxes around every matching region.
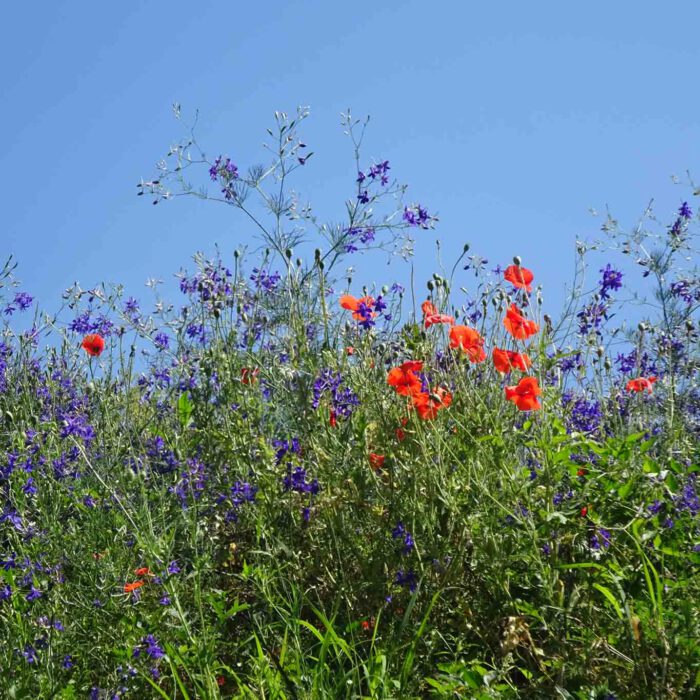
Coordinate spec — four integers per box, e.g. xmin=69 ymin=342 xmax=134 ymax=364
xmin=412 ymin=386 xmax=452 ymax=420
xmin=395 ymin=427 xmax=406 ymax=442
xmin=449 ymin=325 xmax=486 ymax=363
xmin=387 ymin=361 xmax=424 ymax=396
xmin=329 ymin=409 xmax=337 ymax=428
xmin=503 ymin=304 xmax=539 ymax=340
xmin=492 ymin=348 xmax=532 ymax=374
xmin=504 ymin=264 xmax=534 ymax=293
xmin=216 ymin=676 xmax=226 ymax=687
xmin=580 ymin=506 xmax=588 ymax=518
xmin=361 ymin=617 xmax=375 ymax=631
xmin=81 ymin=334 xmax=105 ymax=357
xmin=504 ymin=377 xmax=542 ymax=411
xmin=369 ymin=453 xmax=385 ymax=471
xmin=134 ymin=567 xmax=151 ymax=577
xmin=346 ymin=346 xmax=355 ymax=355
xmin=421 ymin=300 xmax=438 ymax=317
xmin=340 ymin=294 xmax=377 ymax=321
xmin=241 ymin=367 xmax=259 ymax=384
xmin=124 ymin=581 xmax=144 ymax=594
xmin=626 ymin=376 xmax=657 ymax=394
xmin=424 ymin=313 xmax=455 ymax=329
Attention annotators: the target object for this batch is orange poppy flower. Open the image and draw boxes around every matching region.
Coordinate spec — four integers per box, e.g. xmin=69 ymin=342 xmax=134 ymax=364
xmin=81 ymin=334 xmax=105 ymax=357
xmin=421 ymin=299 xmax=438 ymax=317
xmin=387 ymin=361 xmax=424 ymax=396
xmin=369 ymin=453 xmax=385 ymax=471
xmin=504 ymin=377 xmax=541 ymax=411
xmin=449 ymin=325 xmax=486 ymax=363
xmin=504 ymin=264 xmax=534 ymax=293
xmin=346 ymin=346 xmax=355 ymax=355
xmin=424 ymin=313 xmax=455 ymax=328
xmin=412 ymin=386 xmax=452 ymax=420
xmin=124 ymin=581 xmax=145 ymax=594
xmin=626 ymin=376 xmax=657 ymax=394
xmin=503 ymin=304 xmax=539 ymax=340
xmin=340 ymin=294 xmax=376 ymax=321
xmin=134 ymin=567 xmax=151 ymax=577
xmin=492 ymin=348 xmax=532 ymax=374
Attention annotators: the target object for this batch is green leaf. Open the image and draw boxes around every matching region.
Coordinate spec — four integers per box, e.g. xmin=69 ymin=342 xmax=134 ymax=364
xmin=593 ymin=582 xmax=624 ymax=619
xmin=177 ymin=392 xmax=193 ymax=428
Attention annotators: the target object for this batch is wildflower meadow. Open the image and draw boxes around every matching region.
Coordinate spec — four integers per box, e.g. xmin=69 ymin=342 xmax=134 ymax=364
xmin=1 ymin=108 xmax=699 ymax=699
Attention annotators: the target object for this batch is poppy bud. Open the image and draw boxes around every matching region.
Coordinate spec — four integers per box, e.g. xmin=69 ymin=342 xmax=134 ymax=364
xmin=427 ymin=281 xmax=434 ymax=291
xmin=315 ymin=248 xmax=321 ymax=260
xmin=435 ymin=278 xmax=442 ymax=287
xmin=604 ymin=357 xmax=612 ymax=370
xmin=463 ymin=243 xmax=470 ymax=253
xmin=285 ymin=248 xmax=293 ymax=259
xmin=318 ymin=260 xmax=324 ymax=271
xmin=512 ymin=255 xmax=521 ymax=266
xmin=686 ymin=319 xmax=694 ymax=332
xmin=234 ymin=249 xmax=240 ymax=259
xmin=296 ymin=258 xmax=302 ymax=268
xmin=596 ymin=346 xmax=604 ymax=358
xmin=638 ymin=322 xmax=646 ymax=333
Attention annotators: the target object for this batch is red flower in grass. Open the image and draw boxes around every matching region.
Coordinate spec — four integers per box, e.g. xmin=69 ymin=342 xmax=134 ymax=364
xmin=340 ymin=294 xmax=377 ymax=321
xmin=387 ymin=361 xmax=424 ymax=397
xmin=395 ymin=417 xmax=408 ymax=442
xmin=124 ymin=581 xmax=144 ymax=594
xmin=369 ymin=453 xmax=385 ymax=471
xmin=492 ymin=348 xmax=532 ymax=374
xmin=134 ymin=567 xmax=151 ymax=577
xmin=81 ymin=334 xmax=105 ymax=357
xmin=412 ymin=386 xmax=452 ymax=420
xmin=626 ymin=376 xmax=657 ymax=394
xmin=504 ymin=264 xmax=534 ymax=293
xmin=503 ymin=304 xmax=539 ymax=340
xmin=241 ymin=367 xmax=260 ymax=384
xmin=449 ymin=325 xmax=486 ymax=363
xmin=504 ymin=377 xmax=542 ymax=411
xmin=329 ymin=409 xmax=337 ymax=428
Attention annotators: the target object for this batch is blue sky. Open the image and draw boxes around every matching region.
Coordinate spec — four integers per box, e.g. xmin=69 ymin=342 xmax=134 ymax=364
xmin=2 ymin=1 xmax=699 ymax=320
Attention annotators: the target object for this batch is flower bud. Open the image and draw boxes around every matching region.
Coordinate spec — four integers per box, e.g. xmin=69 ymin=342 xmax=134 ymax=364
xmin=427 ymin=280 xmax=434 ymax=291
xmin=234 ymin=249 xmax=240 ymax=259
xmin=285 ymin=248 xmax=293 ymax=259
xmin=463 ymin=243 xmax=470 ymax=253
xmin=513 ymin=255 xmax=521 ymax=266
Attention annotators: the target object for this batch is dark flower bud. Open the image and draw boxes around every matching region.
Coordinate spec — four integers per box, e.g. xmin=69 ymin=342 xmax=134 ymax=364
xmin=463 ymin=243 xmax=470 ymax=253
xmin=513 ymin=255 xmax=521 ymax=266
xmin=427 ymin=281 xmax=434 ymax=291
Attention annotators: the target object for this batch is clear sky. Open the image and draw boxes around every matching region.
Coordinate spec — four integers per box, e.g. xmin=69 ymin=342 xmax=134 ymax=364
xmin=2 ymin=1 xmax=699 ymax=320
